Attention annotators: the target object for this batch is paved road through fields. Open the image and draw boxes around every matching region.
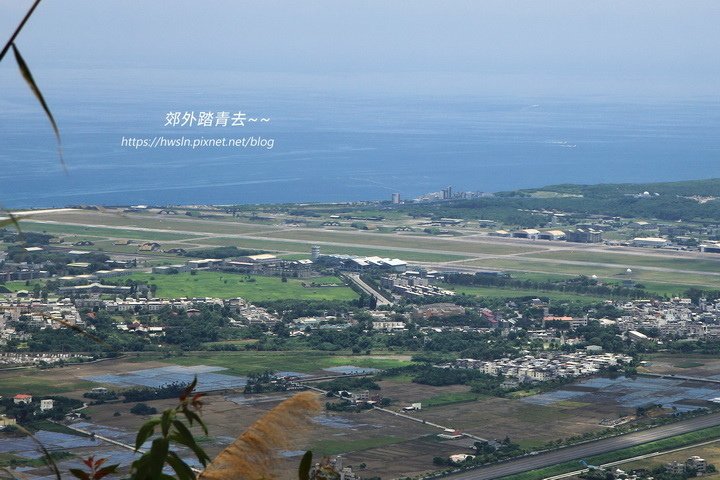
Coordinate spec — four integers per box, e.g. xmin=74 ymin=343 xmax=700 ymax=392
xmin=444 ymin=413 xmax=720 ymax=480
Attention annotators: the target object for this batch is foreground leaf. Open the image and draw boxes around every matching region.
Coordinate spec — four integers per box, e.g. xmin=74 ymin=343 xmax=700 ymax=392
xmin=12 ymin=43 xmax=65 ymax=169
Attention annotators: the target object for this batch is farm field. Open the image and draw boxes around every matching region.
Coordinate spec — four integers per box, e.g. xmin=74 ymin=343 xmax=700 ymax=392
xmin=0 ymin=371 xmax=97 ymax=398
xmin=640 ymin=354 xmax=720 ymax=378
xmin=124 ymin=352 xmax=416 ymax=377
xmin=7 ymin=354 xmax=720 ymax=479
xmin=617 ymin=441 xmax=720 ymax=476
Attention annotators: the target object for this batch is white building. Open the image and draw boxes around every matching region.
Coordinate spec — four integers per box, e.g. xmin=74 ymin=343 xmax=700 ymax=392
xmin=632 ymin=237 xmax=669 ymax=248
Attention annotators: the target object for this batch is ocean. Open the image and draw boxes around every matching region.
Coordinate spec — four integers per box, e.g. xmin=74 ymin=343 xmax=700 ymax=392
xmin=1 ymin=73 xmax=719 ymax=208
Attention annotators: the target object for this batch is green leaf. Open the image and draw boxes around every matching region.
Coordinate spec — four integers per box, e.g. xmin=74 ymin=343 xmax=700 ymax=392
xmin=12 ymin=43 xmax=65 ymax=169
xmin=299 ymin=450 xmax=313 ymax=480
xmin=68 ymin=468 xmax=91 ymax=480
xmin=171 ymin=419 xmax=211 ymax=465
xmin=185 ymin=376 xmax=198 ymax=396
xmin=166 ymin=451 xmax=197 ymax=480
xmin=0 ymin=214 xmax=25 ymax=230
xmin=182 ymin=409 xmax=208 ymax=434
xmin=148 ymin=437 xmax=170 ymax=479
xmin=160 ymin=408 xmax=175 ymax=436
xmin=135 ymin=417 xmax=160 ymax=451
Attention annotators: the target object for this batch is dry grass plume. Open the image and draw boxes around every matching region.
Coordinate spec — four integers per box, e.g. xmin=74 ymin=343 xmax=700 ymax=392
xmin=198 ymin=391 xmax=321 ymax=480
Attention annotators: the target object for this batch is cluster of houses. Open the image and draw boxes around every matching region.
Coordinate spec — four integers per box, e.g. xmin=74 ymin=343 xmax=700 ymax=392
xmin=10 ymin=394 xmax=54 ymax=411
xmin=58 ymin=268 xmax=133 ymax=284
xmin=600 ymin=455 xmax=710 ymax=480
xmin=0 ymin=352 xmax=92 ymax=365
xmin=0 ymin=395 xmax=56 ymax=429
xmin=0 ymin=290 xmax=286 ymax=348
xmin=0 ymin=249 xmax=139 ymax=283
xmin=315 ymin=253 xmax=407 ymax=272
xmin=481 ymin=217 xmax=720 ymax=251
xmin=455 ymin=352 xmax=633 ymax=383
xmin=0 ymin=261 xmax=49 ymax=282
xmin=229 ymin=297 xmax=281 ymax=328
xmin=665 ymin=456 xmax=709 ymax=476
xmin=380 ymin=275 xmax=455 ymax=299
xmin=0 ymin=296 xmax=82 ymax=332
xmin=607 ymin=298 xmax=720 ymax=340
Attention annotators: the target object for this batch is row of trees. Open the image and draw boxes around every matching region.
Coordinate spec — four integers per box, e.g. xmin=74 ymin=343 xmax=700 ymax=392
xmin=446 ymin=273 xmax=648 ymax=300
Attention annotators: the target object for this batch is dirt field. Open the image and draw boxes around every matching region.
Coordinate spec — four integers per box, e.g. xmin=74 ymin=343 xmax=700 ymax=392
xmin=640 ymin=354 xmax=720 ymax=378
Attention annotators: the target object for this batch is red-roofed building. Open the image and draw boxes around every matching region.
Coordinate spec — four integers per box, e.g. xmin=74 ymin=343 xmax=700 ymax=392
xmin=543 ymin=316 xmax=588 ymax=328
xmin=13 ymin=394 xmax=32 ymax=405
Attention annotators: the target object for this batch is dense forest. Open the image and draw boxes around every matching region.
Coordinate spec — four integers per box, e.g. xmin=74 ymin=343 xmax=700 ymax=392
xmin=505 ymin=178 xmax=720 ymax=198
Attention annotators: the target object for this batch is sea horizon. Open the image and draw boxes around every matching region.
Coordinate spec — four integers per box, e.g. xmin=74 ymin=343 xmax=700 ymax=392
xmin=2 ymin=73 xmax=719 ymax=209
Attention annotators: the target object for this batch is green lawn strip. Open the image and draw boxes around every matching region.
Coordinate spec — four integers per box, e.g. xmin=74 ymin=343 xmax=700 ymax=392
xmin=465 ymin=258 xmax=636 ymax=277
xmin=125 ymin=352 xmax=415 ymax=377
xmin=555 ymin=401 xmax=590 ymax=408
xmin=464 ymin=258 xmax=720 ymax=289
xmin=674 ymin=362 xmax=705 ymax=368
xmin=378 ymin=374 xmax=416 ymax=383
xmin=0 ymin=451 xmax=74 ymax=467
xmin=509 ymin=272 xmax=581 ymax=282
xmin=47 ymin=235 xmax=109 ymax=243
xmin=0 ymin=374 xmax=97 ymax=398
xmin=499 ymin=425 xmax=720 ymax=480
xmin=635 ymin=281 xmax=699 ymax=297
xmin=504 ymin=389 xmax=540 ymax=399
xmin=108 ymin=271 xmax=358 ymax=301
xmin=302 ymin=245 xmax=469 ymax=262
xmin=439 ymin=283 xmax=612 ymax=302
xmin=512 ymin=404 xmax=573 ymax=423
xmin=71 ymin=240 xmax=199 ymax=255
xmin=29 ymin=419 xmax=90 ymax=437
xmin=0 ymin=453 xmax=24 ymax=465
xmin=173 ymin=236 xmax=469 ymax=262
xmin=311 ymin=436 xmax=406 ymax=455
xmin=4 ymin=280 xmax=44 ymax=291
xmin=529 ymin=250 xmax=720 ymax=274
xmin=25 ymin=212 xmax=280 ymax=236
xmin=453 ymin=272 xmax=702 ymax=298
xmin=422 ymin=391 xmax=481 ymax=407
xmin=248 ymin=229 xmax=541 ymax=255
xmin=21 ymin=222 xmax=200 ymax=242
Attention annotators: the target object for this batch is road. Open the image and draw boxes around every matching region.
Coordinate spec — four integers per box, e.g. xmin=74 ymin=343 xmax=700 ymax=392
xmin=345 ymin=273 xmax=393 ymax=306
xmin=443 ymin=413 xmax=720 ymax=480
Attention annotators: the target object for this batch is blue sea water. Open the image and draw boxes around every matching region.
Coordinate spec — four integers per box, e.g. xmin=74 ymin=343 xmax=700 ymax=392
xmin=1 ymin=77 xmax=719 ymax=208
